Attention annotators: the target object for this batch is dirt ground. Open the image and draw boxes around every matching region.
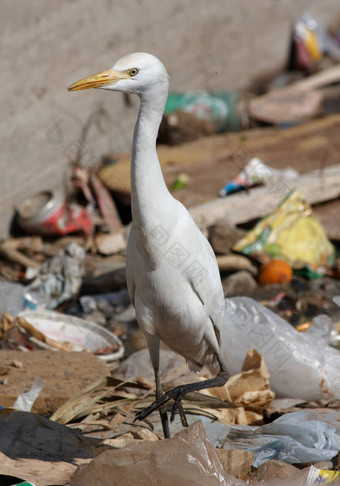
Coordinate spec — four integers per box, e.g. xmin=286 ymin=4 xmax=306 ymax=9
xmin=0 ymin=351 xmax=108 ymax=416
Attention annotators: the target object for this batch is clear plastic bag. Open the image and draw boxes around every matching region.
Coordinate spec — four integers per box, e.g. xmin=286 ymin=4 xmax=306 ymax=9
xmin=204 ymin=410 xmax=340 ymax=467
xmin=221 ymin=297 xmax=340 ymax=401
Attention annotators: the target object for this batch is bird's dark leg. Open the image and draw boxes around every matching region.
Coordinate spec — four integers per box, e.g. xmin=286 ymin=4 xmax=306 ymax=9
xmin=177 ymin=402 xmax=188 ymax=427
xmin=145 ymin=333 xmax=170 ymax=438
xmin=154 ymin=366 xmax=170 ymax=438
xmin=135 ymin=354 xmax=230 ymax=424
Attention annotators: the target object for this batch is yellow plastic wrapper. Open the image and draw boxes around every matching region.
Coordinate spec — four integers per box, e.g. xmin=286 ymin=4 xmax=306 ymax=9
xmin=307 ymin=467 xmax=340 ymax=484
xmin=305 ymin=29 xmax=322 ymax=61
xmin=233 ymin=189 xmax=335 ymax=271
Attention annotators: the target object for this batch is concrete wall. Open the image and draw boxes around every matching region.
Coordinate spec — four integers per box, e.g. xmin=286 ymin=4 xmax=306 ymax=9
xmin=1 ymin=0 xmax=340 ymax=236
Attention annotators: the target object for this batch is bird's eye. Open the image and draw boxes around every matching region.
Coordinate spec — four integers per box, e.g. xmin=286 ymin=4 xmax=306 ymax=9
xmin=128 ymin=68 xmax=139 ymax=77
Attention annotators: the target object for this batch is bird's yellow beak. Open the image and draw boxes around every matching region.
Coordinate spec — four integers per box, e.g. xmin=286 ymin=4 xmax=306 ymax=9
xmin=68 ymin=68 xmax=129 ymax=91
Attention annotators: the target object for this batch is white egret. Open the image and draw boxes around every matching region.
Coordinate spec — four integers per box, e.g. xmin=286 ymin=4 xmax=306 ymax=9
xmin=68 ymin=53 xmax=230 ymax=438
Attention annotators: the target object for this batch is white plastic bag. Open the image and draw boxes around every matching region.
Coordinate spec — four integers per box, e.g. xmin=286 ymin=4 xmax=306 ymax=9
xmin=204 ymin=410 xmax=340 ymax=467
xmin=221 ymin=297 xmax=340 ymax=401
xmin=13 ymin=376 xmax=42 ymax=412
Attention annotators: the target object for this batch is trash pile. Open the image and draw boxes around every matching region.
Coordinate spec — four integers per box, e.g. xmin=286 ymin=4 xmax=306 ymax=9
xmin=1 ymin=12 xmax=340 ymax=486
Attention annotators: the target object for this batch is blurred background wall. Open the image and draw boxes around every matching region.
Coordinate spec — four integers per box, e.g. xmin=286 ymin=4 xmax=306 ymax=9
xmin=1 ymin=0 xmax=340 ymax=237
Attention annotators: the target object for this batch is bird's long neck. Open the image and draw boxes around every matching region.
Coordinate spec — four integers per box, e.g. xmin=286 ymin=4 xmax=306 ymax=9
xmin=131 ymin=84 xmax=172 ymax=231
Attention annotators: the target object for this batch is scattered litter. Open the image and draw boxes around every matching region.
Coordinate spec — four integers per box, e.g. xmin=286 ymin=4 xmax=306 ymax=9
xmin=0 ymin=282 xmax=25 ymax=317
xmin=170 ymin=173 xmax=189 ymax=191
xmin=69 ymin=421 xmax=238 ymax=486
xmin=258 ymin=260 xmax=293 ymax=285
xmin=14 ymin=310 xmax=124 ymax=361
xmin=1 ymin=17 xmax=340 ymax=485
xmin=233 ymin=189 xmax=335 ymax=274
xmin=17 ymin=189 xmax=93 ymax=236
xmin=52 ymin=348 xmax=273 ymax=428
xmin=221 ymin=297 xmax=340 ymax=401
xmin=13 ymin=376 xmax=42 ymax=412
xmin=219 ymin=158 xmax=298 ymax=197
xmin=0 ymin=409 xmax=108 ymax=486
xmin=291 ymin=13 xmax=340 ymax=70
xmin=164 ymin=91 xmax=244 ymax=132
xmin=205 ymin=410 xmax=340 ymax=467
xmin=306 ymin=466 xmax=340 ymax=484
xmin=24 ymin=242 xmax=85 ymax=309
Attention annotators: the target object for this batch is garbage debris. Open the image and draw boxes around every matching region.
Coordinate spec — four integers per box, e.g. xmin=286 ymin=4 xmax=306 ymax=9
xmin=254 ymin=459 xmax=300 ymax=483
xmin=0 ymin=282 xmax=25 ymax=316
xmin=201 ymin=349 xmax=274 ymax=426
xmin=13 ymin=376 xmax=42 ymax=412
xmin=170 ymin=172 xmax=189 ymax=191
xmin=291 ymin=13 xmax=340 ymax=70
xmin=221 ymin=297 xmax=340 ymax=401
xmin=51 ymin=348 xmax=273 ymax=428
xmin=258 ymin=260 xmax=293 ymax=285
xmin=219 ymin=158 xmax=298 ymax=197
xmin=14 ymin=310 xmax=124 ymax=361
xmin=2 ymin=19 xmax=340 ymax=484
xmin=249 ymin=64 xmax=340 ymax=125
xmin=16 ymin=189 xmax=93 ymax=236
xmin=0 ymin=409 xmax=109 ymax=486
xmin=233 ymin=189 xmax=335 ymax=274
xmin=69 ymin=421 xmax=237 ymax=486
xmin=0 ymin=237 xmax=43 ymax=272
xmin=88 ymin=172 xmax=123 ymax=233
xmin=24 ymin=242 xmax=85 ymax=309
xmin=164 ymin=91 xmax=244 ymax=132
xmin=306 ymin=467 xmax=340 ymax=484
xmin=205 ymin=409 xmax=340 ymax=467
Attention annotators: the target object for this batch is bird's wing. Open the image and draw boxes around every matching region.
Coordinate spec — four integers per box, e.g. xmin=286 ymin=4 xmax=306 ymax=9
xmin=126 ymin=227 xmax=136 ymax=307
xmin=179 ymin=208 xmax=225 ymax=344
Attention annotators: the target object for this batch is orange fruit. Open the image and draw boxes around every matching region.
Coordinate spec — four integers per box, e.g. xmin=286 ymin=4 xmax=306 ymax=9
xmin=258 ymin=260 xmax=293 ymax=285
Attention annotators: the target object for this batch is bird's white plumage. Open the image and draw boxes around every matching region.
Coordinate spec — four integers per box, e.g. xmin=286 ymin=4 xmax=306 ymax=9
xmin=113 ymin=53 xmax=226 ymax=370
xmin=68 ymin=52 xmax=227 ymax=436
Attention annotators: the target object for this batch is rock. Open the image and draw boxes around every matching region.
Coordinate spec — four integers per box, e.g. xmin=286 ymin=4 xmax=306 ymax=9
xmin=209 ymin=219 xmax=245 ymax=255
xmin=222 ymin=270 xmax=257 ymax=297
xmin=11 ymin=360 xmax=23 ymax=369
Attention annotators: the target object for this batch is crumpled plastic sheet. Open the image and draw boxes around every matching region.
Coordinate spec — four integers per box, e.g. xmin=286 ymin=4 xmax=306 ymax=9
xmin=13 ymin=376 xmax=42 ymax=412
xmin=24 ymin=242 xmax=85 ymax=309
xmin=69 ymin=421 xmax=245 ymax=486
xmin=204 ymin=410 xmax=340 ymax=467
xmin=0 ymin=409 xmax=108 ymax=486
xmin=0 ymin=281 xmax=24 ymax=316
xmin=221 ymin=297 xmax=340 ymax=401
